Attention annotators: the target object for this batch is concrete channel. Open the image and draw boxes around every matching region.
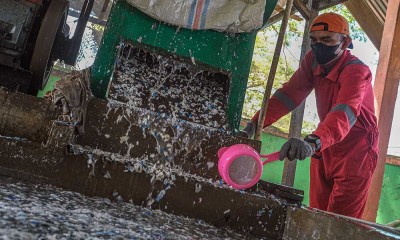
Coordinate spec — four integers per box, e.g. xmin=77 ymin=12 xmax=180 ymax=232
xmin=0 ymin=89 xmax=398 ymax=239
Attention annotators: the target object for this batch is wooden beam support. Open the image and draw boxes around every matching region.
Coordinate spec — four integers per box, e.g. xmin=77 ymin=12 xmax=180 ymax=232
xmin=316 ymin=0 xmax=349 ymax=11
xmin=276 ymin=0 xmax=287 ymax=9
xmin=255 ymin=0 xmax=295 ymax=140
xmin=281 ymin=4 xmax=318 ymax=186
xmin=294 ymin=0 xmax=312 ymax=19
xmin=345 ymin=0 xmax=384 ymax=50
xmin=363 ymin=0 xmax=400 ymax=222
xmin=264 ymin=8 xmax=300 ymax=27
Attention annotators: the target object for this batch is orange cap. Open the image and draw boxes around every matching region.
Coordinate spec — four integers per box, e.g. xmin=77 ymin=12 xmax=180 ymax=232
xmin=310 ymin=12 xmax=350 ymax=36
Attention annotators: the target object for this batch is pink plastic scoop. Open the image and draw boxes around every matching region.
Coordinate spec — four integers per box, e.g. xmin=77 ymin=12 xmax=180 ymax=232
xmin=217 ymin=144 xmax=280 ymax=190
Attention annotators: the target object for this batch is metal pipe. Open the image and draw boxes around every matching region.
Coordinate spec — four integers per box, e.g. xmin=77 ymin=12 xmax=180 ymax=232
xmin=254 ymin=0 xmax=295 ymax=140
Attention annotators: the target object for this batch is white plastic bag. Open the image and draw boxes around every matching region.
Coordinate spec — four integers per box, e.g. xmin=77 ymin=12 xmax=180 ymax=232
xmin=126 ymin=0 xmax=267 ymax=33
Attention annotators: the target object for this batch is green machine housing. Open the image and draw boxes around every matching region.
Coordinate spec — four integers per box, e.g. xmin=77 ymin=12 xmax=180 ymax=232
xmin=91 ymin=0 xmax=278 ymax=131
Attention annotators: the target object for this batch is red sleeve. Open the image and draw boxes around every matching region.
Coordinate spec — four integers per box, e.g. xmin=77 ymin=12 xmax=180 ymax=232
xmin=252 ymin=51 xmax=314 ymax=128
xmin=313 ymin=64 xmax=372 ymax=151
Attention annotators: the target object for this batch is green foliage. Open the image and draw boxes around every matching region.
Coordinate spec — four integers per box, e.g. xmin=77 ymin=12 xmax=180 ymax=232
xmin=321 ymin=5 xmax=368 ymax=43
xmin=243 ymin=4 xmax=367 ymax=135
xmin=243 ymin=18 xmax=304 ymax=134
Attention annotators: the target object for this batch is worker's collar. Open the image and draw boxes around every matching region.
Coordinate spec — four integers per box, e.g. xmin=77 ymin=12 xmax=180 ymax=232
xmin=312 ymin=50 xmax=350 ymax=82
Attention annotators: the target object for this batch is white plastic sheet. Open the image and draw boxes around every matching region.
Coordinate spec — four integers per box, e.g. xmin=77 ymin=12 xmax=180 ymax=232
xmin=126 ymin=0 xmax=267 ymax=33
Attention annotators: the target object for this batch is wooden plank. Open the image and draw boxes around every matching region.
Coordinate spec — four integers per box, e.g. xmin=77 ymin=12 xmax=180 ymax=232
xmin=367 ymin=1 xmax=386 ymax=23
xmin=345 ymin=0 xmax=384 ymax=50
xmin=382 ymin=0 xmax=388 ymax=8
xmin=378 ymin=1 xmax=388 ymax=17
xmin=363 ymin=0 xmax=385 ymax=24
xmin=386 ymin=156 xmax=400 ymax=166
xmin=277 ymin=0 xmax=288 ymax=8
xmin=264 ymin=8 xmax=302 ymax=27
xmin=293 ymin=0 xmax=311 ymax=19
xmin=362 ymin=0 xmax=400 ymax=222
xmin=316 ymin=0 xmax=349 ymax=10
xmin=370 ymin=0 xmax=387 ymax=22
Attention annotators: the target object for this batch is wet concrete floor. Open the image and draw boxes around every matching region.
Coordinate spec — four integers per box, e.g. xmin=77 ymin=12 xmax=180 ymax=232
xmin=0 ymin=177 xmax=261 ymax=240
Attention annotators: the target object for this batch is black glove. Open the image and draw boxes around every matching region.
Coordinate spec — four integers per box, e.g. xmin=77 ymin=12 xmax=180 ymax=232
xmin=279 ymin=137 xmax=315 ymax=161
xmin=242 ymin=121 xmax=256 ymax=139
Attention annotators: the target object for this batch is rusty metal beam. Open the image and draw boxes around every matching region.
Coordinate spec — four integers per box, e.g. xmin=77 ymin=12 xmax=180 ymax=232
xmin=282 ymin=4 xmax=318 ymax=186
xmin=363 ymin=0 xmax=400 ymax=222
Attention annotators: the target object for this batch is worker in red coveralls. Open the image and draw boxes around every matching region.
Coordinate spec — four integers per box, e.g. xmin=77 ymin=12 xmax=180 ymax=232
xmin=243 ymin=12 xmax=379 ymax=219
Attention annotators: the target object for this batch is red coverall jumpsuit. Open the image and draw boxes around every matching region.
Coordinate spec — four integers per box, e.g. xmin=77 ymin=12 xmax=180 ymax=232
xmin=252 ymin=50 xmax=379 ymax=218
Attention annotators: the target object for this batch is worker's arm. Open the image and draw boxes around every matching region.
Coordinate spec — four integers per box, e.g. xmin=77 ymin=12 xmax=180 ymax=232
xmin=313 ymin=64 xmax=372 ymax=151
xmin=251 ymin=52 xmax=314 ymax=128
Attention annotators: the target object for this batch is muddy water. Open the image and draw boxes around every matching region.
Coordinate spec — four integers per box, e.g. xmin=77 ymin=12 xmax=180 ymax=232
xmin=0 ymin=177 xmax=260 ymax=240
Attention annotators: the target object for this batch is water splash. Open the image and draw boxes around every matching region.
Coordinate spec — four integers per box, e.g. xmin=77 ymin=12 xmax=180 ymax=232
xmin=110 ymin=42 xmax=230 ymax=130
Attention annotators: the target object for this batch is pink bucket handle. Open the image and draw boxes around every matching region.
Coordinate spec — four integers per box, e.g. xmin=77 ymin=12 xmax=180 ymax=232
xmin=260 ymin=151 xmax=280 ymax=165
xmin=218 ymin=147 xmax=229 ymax=159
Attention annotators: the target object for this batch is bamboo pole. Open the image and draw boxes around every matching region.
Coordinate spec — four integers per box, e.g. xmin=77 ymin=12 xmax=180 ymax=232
xmin=254 ymin=0 xmax=295 ymax=140
xmin=281 ymin=8 xmax=318 ymax=186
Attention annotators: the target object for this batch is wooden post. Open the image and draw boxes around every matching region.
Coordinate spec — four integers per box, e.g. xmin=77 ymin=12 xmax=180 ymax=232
xmin=282 ymin=2 xmax=318 ymax=186
xmin=254 ymin=0 xmax=295 ymax=140
xmin=362 ymin=0 xmax=400 ymax=222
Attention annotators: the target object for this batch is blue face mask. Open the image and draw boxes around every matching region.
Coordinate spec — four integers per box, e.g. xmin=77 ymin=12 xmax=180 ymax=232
xmin=311 ymin=42 xmax=342 ymax=64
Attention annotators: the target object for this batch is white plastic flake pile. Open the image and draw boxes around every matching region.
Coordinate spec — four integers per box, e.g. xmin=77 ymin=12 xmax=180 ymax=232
xmin=0 ymin=177 xmax=260 ymax=240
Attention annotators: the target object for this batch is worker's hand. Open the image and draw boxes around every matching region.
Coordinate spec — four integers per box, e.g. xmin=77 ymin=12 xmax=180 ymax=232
xmin=242 ymin=121 xmax=256 ymax=138
xmin=279 ymin=137 xmax=314 ymax=161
